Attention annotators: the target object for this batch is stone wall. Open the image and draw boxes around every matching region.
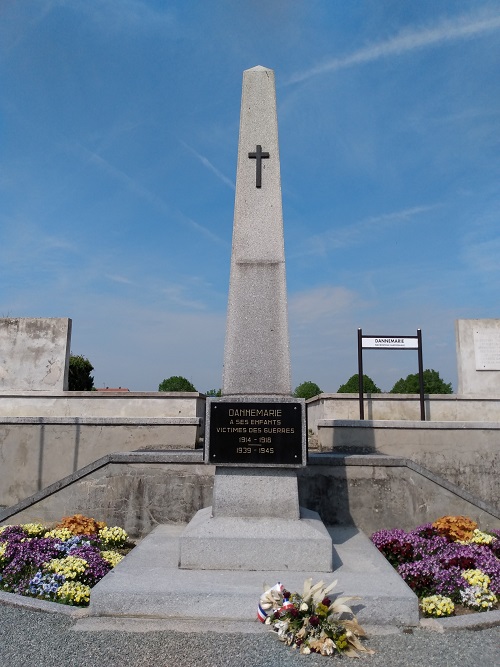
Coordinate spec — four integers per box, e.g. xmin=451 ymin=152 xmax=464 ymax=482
xmin=2 ymin=452 xmax=498 ymax=538
xmin=0 ymin=391 xmax=205 ymax=418
xmin=307 ymin=392 xmax=500 ymax=425
xmin=2 ymin=390 xmax=500 ymax=514
xmin=456 ymin=319 xmax=500 ymax=395
xmin=0 ymin=393 xmax=205 ymax=507
xmin=0 ymin=318 xmax=71 ymax=391
xmin=316 ymin=419 xmax=500 ymax=510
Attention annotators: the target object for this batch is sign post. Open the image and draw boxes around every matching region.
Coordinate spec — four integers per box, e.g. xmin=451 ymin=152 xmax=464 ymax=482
xmin=358 ymin=328 xmax=425 ymax=420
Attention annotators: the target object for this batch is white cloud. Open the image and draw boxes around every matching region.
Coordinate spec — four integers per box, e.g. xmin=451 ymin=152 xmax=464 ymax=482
xmin=106 ymin=274 xmax=134 ymax=285
xmin=180 ymin=141 xmax=235 ymax=191
xmin=161 ymin=284 xmax=207 ymax=311
xmin=293 ymin=205 xmax=439 ymax=258
xmin=462 ymin=236 xmax=500 ymax=275
xmin=69 ymin=141 xmax=228 ymax=247
xmin=68 ymin=295 xmax=226 ymax=392
xmin=288 ymin=282 xmax=459 ymax=393
xmin=289 ymin=285 xmax=362 ymax=326
xmin=287 ymin=10 xmax=500 ymax=84
xmin=61 ymin=0 xmax=177 ymax=34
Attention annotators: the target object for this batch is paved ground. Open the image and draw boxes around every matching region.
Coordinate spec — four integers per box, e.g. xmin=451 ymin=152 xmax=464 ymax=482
xmin=0 ymin=604 xmax=499 ymax=667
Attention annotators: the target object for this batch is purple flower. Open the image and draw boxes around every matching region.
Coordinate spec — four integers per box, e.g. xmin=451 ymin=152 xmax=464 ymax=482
xmin=0 ymin=537 xmax=63 ymax=592
xmin=371 ymin=529 xmax=416 ymax=566
xmin=0 ymin=526 xmax=26 ymax=545
xmin=68 ymin=545 xmax=111 ymax=584
xmin=373 ymin=524 xmax=500 ymax=602
xmin=27 ymin=571 xmax=64 ymax=601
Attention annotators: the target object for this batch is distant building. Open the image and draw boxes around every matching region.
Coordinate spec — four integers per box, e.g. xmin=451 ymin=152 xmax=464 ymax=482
xmin=96 ymin=387 xmax=130 ymax=392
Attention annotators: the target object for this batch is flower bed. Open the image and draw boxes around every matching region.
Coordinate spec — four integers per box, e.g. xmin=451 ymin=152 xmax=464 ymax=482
xmin=371 ymin=516 xmax=500 ymax=617
xmin=0 ymin=515 xmax=132 ymax=607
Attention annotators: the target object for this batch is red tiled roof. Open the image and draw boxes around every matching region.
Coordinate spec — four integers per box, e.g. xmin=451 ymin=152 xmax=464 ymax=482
xmin=96 ymin=387 xmax=130 ymax=392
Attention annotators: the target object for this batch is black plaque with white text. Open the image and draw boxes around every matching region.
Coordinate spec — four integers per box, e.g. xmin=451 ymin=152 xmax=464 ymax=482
xmin=207 ymin=401 xmax=304 ymax=466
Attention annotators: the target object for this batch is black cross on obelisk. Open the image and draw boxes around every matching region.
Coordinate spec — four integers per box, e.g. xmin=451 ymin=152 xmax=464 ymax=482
xmin=248 ymin=144 xmax=269 ymax=188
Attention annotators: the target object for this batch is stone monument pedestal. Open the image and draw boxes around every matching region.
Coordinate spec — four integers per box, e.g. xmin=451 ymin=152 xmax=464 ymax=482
xmin=178 ymin=468 xmax=333 ymax=571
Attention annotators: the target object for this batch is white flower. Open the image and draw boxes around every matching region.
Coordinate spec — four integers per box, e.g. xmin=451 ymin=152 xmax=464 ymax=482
xmin=300 ymin=646 xmax=311 ymax=655
xmin=275 ymin=620 xmax=289 ymax=638
xmin=300 ymin=602 xmax=309 ymax=611
xmin=321 ymin=638 xmax=335 ymax=656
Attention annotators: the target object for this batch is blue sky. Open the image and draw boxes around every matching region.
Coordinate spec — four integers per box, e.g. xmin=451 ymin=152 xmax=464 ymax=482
xmin=1 ymin=1 xmax=500 ymax=393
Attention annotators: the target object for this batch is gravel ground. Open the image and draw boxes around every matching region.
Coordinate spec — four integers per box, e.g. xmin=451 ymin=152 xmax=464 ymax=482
xmin=0 ymin=606 xmax=499 ymax=667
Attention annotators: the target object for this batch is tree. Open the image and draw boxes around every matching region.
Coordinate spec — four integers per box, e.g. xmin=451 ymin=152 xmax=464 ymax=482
xmin=390 ymin=369 xmax=452 ymax=394
xmin=337 ymin=374 xmax=381 ymax=393
xmin=68 ymin=354 xmax=94 ymax=391
xmin=205 ymin=388 xmax=222 ymax=397
xmin=293 ymin=381 xmax=322 ymax=400
xmin=158 ymin=376 xmax=197 ymax=392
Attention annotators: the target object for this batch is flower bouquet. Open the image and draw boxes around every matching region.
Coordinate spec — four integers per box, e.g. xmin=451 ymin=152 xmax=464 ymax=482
xmin=0 ymin=514 xmax=131 ymax=607
xmin=258 ymin=578 xmax=374 ymax=657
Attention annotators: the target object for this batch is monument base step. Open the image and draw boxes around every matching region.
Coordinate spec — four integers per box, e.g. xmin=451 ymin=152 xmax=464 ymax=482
xmin=178 ymin=506 xmax=333 ymax=571
xmin=87 ymin=523 xmax=419 ymax=628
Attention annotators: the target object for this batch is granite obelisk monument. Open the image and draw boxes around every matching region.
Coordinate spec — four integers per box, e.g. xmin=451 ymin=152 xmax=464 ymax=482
xmin=222 ymin=65 xmax=291 ymax=396
xmin=179 ymin=67 xmax=332 ymax=571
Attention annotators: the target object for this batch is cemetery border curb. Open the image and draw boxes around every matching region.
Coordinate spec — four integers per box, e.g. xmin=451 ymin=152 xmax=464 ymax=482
xmin=0 ymin=589 xmax=499 ymax=632
xmin=419 ymin=609 xmax=500 ymax=632
xmin=0 ymin=589 xmax=89 ymax=618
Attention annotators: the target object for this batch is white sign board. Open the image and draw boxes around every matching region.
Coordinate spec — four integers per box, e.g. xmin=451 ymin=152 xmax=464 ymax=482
xmin=362 ymin=337 xmax=419 ymax=350
xmin=474 ymin=329 xmax=500 ymax=371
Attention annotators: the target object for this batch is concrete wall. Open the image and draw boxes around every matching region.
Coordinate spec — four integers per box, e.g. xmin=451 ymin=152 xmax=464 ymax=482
xmin=0 ymin=318 xmax=71 ymax=391
xmin=307 ymin=393 xmax=500 ymax=426
xmin=0 ymin=393 xmax=205 ymax=507
xmin=0 ymin=417 xmax=202 ymax=507
xmin=0 ymin=391 xmax=205 ymax=418
xmin=316 ymin=420 xmax=500 ymax=510
xmin=2 ymin=452 xmax=498 ymax=538
xmin=300 ymin=458 xmax=500 ymax=534
xmin=2 ymin=390 xmax=500 ymax=515
xmin=2 ymin=458 xmax=215 ymax=538
xmin=456 ymin=319 xmax=500 ymax=395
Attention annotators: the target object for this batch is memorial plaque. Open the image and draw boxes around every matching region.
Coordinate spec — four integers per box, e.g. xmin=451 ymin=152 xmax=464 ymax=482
xmin=474 ymin=329 xmax=500 ymax=370
xmin=206 ymin=400 xmax=305 ymax=466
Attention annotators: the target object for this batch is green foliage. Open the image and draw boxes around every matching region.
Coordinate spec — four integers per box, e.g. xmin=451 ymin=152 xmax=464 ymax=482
xmin=390 ymin=369 xmax=453 ymax=394
xmin=158 ymin=375 xmax=197 ymax=392
xmin=205 ymin=388 xmax=222 ymax=397
xmin=68 ymin=354 xmax=94 ymax=391
xmin=293 ymin=381 xmax=322 ymax=400
xmin=337 ymin=373 xmax=381 ymax=393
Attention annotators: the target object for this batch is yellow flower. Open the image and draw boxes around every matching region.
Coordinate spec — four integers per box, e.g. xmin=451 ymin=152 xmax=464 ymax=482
xmin=462 ymin=569 xmax=490 ymax=591
xmin=22 ymin=523 xmax=46 ymax=537
xmin=98 ymin=526 xmax=128 ymax=548
xmin=469 ymin=529 xmax=495 ymax=545
xmin=57 ymin=581 xmax=91 ymax=605
xmin=44 ymin=528 xmax=74 ymax=542
xmin=421 ymin=595 xmax=454 ymax=618
xmin=101 ymin=550 xmax=124 ymax=567
xmin=46 ymin=556 xmax=88 ymax=579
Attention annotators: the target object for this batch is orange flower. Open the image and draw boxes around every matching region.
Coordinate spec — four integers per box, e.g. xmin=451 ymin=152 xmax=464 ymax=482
xmin=432 ymin=516 xmax=477 ymax=542
xmin=56 ymin=514 xmax=106 ymax=536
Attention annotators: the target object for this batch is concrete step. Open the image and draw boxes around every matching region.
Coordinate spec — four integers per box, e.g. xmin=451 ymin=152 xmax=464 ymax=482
xmin=85 ymin=523 xmax=418 ymax=629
